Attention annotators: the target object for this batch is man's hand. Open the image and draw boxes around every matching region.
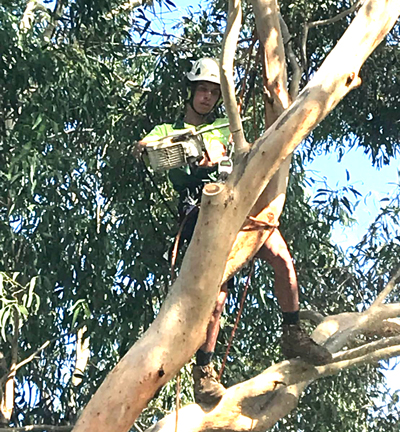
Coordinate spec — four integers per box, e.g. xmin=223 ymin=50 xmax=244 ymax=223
xmin=199 ymin=139 xmax=227 ymax=167
xmin=133 ymin=136 xmax=167 ymax=159
xmin=132 ymin=141 xmax=147 ymax=159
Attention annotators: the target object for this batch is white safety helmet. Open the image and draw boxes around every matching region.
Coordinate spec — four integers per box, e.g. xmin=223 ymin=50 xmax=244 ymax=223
xmin=186 ymin=58 xmax=220 ymax=85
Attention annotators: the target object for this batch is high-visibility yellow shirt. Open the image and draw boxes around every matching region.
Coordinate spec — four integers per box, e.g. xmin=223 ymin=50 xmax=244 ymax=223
xmin=144 ymin=118 xmax=230 ymax=192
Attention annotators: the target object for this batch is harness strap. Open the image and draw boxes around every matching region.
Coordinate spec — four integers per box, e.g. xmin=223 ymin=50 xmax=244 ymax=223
xmin=246 ymin=215 xmax=280 ymax=229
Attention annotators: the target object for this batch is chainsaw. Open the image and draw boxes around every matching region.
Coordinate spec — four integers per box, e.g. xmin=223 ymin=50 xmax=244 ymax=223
xmin=145 ymin=122 xmax=230 ymax=172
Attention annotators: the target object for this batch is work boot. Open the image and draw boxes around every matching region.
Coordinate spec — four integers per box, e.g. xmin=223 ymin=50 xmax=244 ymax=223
xmin=193 ymin=363 xmax=226 ymax=406
xmin=281 ymin=323 xmax=333 ymax=366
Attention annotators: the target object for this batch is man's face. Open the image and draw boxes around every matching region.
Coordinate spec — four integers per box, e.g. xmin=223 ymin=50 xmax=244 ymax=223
xmin=192 ymin=81 xmax=221 ymax=115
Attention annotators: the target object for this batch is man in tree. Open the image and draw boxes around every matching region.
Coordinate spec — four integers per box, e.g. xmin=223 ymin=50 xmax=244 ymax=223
xmin=139 ymin=58 xmax=332 ymax=406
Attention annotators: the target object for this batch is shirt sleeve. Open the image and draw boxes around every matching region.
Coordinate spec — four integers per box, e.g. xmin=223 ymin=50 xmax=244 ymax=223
xmin=142 ymin=124 xmax=171 ymax=141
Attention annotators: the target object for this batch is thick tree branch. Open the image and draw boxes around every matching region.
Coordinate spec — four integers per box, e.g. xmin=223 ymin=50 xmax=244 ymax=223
xmin=332 ymin=334 xmax=400 ymax=362
xmin=145 ymin=339 xmax=400 ymax=432
xmin=223 ymin=0 xmax=293 ymax=282
xmin=220 ymin=0 xmax=249 ymax=156
xmin=250 ymin=0 xmax=290 ymax=119
xmin=146 ymin=303 xmax=400 ymax=432
xmin=313 ymin=301 xmax=400 ymax=352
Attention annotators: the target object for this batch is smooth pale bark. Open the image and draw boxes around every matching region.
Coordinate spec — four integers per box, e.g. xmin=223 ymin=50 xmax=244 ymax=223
xmin=146 ymin=302 xmax=400 ymax=432
xmin=224 ymin=0 xmax=292 ymax=282
xmin=72 ymin=1 xmax=400 ymax=432
xmin=220 ymin=0 xmax=248 ymax=154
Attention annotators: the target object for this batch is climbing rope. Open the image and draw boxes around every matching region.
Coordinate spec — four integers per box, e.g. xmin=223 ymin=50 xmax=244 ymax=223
xmin=218 ymin=224 xmax=277 ymax=380
xmin=218 ymin=259 xmax=255 ymax=380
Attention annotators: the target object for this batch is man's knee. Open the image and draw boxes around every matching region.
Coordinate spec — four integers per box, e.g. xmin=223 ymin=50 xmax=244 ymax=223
xmin=258 ymin=243 xmax=292 ymax=269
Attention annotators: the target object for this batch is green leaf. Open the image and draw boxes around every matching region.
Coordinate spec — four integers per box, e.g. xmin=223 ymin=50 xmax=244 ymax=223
xmin=0 ymin=307 xmax=10 ymax=341
xmin=26 ymin=276 xmax=38 ymax=308
xmin=33 ymin=114 xmax=43 ymax=130
xmin=18 ymin=304 xmax=29 ymax=318
xmin=71 ymin=306 xmax=81 ymax=329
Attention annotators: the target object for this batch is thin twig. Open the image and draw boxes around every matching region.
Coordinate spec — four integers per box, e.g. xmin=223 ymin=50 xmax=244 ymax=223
xmin=13 ymin=322 xmax=87 ymax=374
xmin=279 ymin=14 xmax=301 ymax=100
xmin=301 ymin=0 xmax=365 ymax=76
xmin=104 ymin=0 xmax=152 ymax=20
xmin=308 ymin=0 xmax=365 ymax=29
xmin=174 ymin=373 xmax=180 ymax=432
